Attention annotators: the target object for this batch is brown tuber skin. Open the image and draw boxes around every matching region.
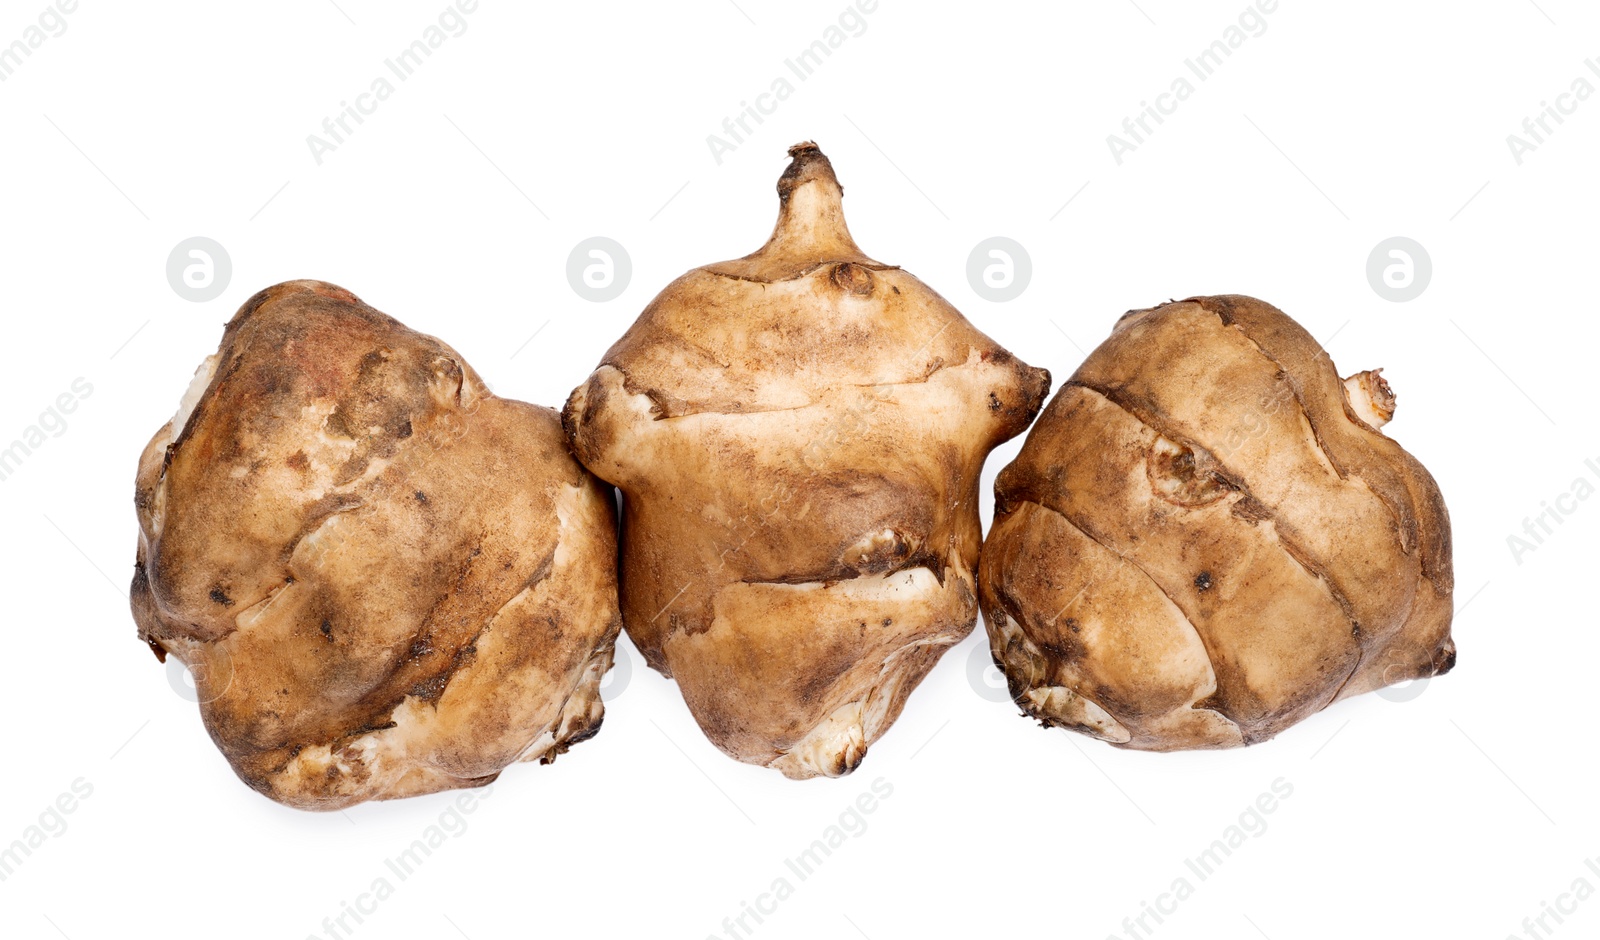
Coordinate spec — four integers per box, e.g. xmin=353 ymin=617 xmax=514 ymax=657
xmin=564 ymin=143 xmax=1051 ymax=778
xmin=132 ymin=280 xmax=622 ymax=809
xmin=978 ymin=295 xmax=1455 ymax=750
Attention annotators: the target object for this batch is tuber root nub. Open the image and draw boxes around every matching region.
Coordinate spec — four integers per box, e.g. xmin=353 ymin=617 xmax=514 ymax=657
xmin=1343 ymin=369 xmax=1397 ymax=429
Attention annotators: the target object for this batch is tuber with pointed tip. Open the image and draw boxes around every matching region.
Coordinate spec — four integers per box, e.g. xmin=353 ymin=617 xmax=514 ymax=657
xmin=131 ymin=281 xmax=623 ymax=809
xmin=978 ymin=295 xmax=1454 ymax=750
xmin=564 ymin=142 xmax=1051 ymax=778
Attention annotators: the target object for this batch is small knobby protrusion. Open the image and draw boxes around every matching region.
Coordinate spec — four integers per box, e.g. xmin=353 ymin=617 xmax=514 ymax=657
xmin=1343 ymin=369 xmax=1396 ymax=428
xmin=704 ymin=141 xmax=882 ymax=281
xmin=766 ymin=141 xmax=862 ymax=260
xmin=830 ymin=262 xmax=875 ymax=296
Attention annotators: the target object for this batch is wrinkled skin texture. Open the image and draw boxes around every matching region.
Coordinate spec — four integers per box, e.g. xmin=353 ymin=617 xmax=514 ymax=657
xmin=132 ymin=280 xmax=622 ymax=809
xmin=978 ymin=295 xmax=1455 ymax=750
xmin=565 ymin=143 xmax=1050 ymax=778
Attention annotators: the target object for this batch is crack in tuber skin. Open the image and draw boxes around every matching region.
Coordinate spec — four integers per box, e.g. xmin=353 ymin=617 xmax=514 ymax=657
xmin=564 ymin=142 xmax=1051 ymax=778
xmin=979 ymin=295 xmax=1455 ymax=750
xmin=131 ymin=281 xmax=622 ymax=809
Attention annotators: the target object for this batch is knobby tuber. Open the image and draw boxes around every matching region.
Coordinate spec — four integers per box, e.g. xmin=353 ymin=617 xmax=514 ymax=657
xmin=565 ymin=143 xmax=1051 ymax=777
xmin=978 ymin=295 xmax=1454 ymax=750
xmin=132 ymin=281 xmax=622 ymax=809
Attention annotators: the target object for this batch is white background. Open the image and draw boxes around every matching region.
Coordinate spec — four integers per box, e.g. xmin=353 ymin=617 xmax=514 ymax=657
xmin=1 ymin=1 xmax=1596 ymax=938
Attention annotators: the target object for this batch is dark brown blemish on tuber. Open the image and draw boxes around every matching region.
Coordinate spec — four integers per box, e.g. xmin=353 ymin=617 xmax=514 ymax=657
xmin=830 ymin=262 xmax=874 ymax=295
